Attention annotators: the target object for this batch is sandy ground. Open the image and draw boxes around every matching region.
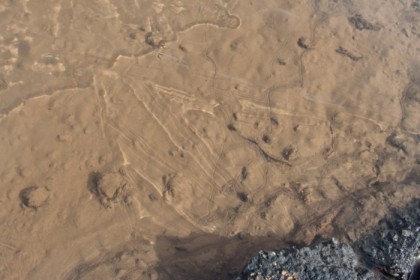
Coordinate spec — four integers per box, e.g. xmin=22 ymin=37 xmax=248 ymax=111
xmin=0 ymin=0 xmax=419 ymax=279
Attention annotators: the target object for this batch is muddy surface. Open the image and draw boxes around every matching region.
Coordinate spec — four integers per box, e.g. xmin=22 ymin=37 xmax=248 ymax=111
xmin=0 ymin=0 xmax=419 ymax=279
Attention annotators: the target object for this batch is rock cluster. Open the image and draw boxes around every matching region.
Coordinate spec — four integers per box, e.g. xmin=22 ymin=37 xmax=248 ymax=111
xmin=240 ymin=199 xmax=419 ymax=280
xmin=240 ymin=240 xmax=372 ymax=280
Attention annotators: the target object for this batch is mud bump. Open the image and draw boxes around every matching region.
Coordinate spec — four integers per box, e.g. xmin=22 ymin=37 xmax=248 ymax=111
xmin=19 ymin=186 xmax=49 ymax=209
xmin=145 ymin=32 xmax=165 ymax=49
xmin=216 ymin=13 xmax=240 ymax=29
xmin=88 ymin=170 xmax=128 ymax=208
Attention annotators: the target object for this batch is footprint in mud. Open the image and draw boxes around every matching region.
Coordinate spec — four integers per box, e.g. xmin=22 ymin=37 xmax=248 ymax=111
xmin=19 ymin=186 xmax=50 ymax=209
xmin=88 ymin=169 xmax=128 ymax=208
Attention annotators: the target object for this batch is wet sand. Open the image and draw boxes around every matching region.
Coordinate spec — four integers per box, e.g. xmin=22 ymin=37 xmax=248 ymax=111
xmin=0 ymin=0 xmax=419 ymax=279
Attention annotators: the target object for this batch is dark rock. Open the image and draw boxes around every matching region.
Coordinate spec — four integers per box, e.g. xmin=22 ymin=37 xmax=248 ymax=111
xmin=239 ymin=240 xmax=366 ymax=280
xmin=355 ymin=199 xmax=420 ymax=279
xmin=240 ymin=199 xmax=420 ymax=280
